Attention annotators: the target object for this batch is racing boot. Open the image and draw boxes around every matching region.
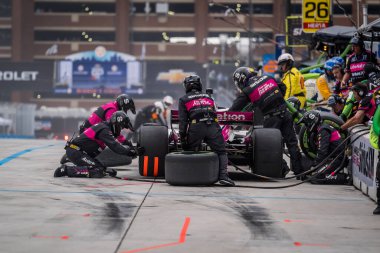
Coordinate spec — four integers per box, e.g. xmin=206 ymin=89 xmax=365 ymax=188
xmin=106 ymin=168 xmax=117 ymax=177
xmin=54 ymin=165 xmax=67 ymax=177
xmin=282 ymin=159 xmax=290 ymax=178
xmin=60 ymin=154 xmax=71 ymax=164
xmin=66 ymin=166 xmax=106 ymax=178
xmin=290 ymin=152 xmax=307 ymax=180
xmin=374 ymin=205 xmax=380 ymax=215
xmin=218 ymin=154 xmax=235 ymax=187
xmin=373 ymin=180 xmax=380 ymax=214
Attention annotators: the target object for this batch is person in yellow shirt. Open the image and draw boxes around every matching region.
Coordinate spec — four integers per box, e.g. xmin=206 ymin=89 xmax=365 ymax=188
xmin=278 ymin=53 xmax=307 ymax=108
xmin=316 ymin=58 xmax=337 ymax=101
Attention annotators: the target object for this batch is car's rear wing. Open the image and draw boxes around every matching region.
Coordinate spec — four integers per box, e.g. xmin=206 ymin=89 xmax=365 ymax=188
xmin=170 ymin=110 xmax=254 ymax=125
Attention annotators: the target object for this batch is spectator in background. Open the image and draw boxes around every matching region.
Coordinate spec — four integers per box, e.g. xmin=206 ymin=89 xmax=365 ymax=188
xmin=278 ymin=53 xmax=307 ymax=108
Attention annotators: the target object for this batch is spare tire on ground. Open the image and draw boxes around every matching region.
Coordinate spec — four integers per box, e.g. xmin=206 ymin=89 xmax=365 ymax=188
xmin=165 ymin=151 xmax=219 ymax=186
xmin=251 ymin=128 xmax=283 ymax=178
xmin=96 ymin=147 xmax=132 ymax=167
xmin=138 ymin=123 xmax=168 ymax=177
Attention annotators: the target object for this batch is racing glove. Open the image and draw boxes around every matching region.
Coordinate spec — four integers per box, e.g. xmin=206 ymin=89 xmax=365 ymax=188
xmin=122 ymin=139 xmax=133 ymax=147
xmin=180 ymin=134 xmax=188 ymax=150
xmin=126 ymin=147 xmax=145 ymax=158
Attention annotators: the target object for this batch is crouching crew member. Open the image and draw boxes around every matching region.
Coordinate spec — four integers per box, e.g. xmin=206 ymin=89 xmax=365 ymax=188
xmin=178 ymin=75 xmax=235 ymax=186
xmin=60 ymin=94 xmax=135 ymax=164
xmin=229 ymin=67 xmax=305 ymax=178
xmin=54 ymin=111 xmax=142 ymax=178
xmin=298 ymin=110 xmax=347 ymax=184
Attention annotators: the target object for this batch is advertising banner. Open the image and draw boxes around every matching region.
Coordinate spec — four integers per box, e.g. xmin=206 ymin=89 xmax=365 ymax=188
xmin=54 ymin=46 xmax=143 ymax=95
xmin=0 ymin=61 xmax=54 ymax=91
xmin=145 ymin=61 xmax=205 ymax=100
xmin=351 ymin=126 xmax=378 ymax=201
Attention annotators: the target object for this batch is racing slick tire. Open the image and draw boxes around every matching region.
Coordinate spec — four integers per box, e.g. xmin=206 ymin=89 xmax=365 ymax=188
xmin=138 ymin=123 xmax=168 ymax=177
xmin=96 ymin=147 xmax=132 ymax=167
xmin=165 ymin=151 xmax=219 ymax=186
xmin=299 ymin=112 xmax=345 ymax=159
xmin=251 ymin=128 xmax=283 ymax=178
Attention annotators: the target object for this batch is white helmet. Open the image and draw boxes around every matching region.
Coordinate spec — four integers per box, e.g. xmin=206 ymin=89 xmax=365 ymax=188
xmin=162 ymin=95 xmax=174 ymax=107
xmin=154 ymin=101 xmax=165 ymax=112
xmin=277 ymin=53 xmax=294 ymax=65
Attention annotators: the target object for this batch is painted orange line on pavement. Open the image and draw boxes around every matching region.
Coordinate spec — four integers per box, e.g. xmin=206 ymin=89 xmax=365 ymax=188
xmin=121 ymin=217 xmax=191 ymax=253
xmin=294 ymin=242 xmax=330 ymax=247
xmin=179 ymin=217 xmax=190 ymax=243
xmin=153 ymin=157 xmax=159 ymax=177
xmin=32 ymin=235 xmax=69 ymax=240
xmin=284 ymin=219 xmax=307 ymax=223
xmin=143 ymin=156 xmax=148 ymax=176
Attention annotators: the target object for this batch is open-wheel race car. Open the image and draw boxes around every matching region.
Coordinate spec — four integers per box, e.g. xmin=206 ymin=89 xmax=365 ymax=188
xmin=136 ymin=109 xmax=284 ymax=185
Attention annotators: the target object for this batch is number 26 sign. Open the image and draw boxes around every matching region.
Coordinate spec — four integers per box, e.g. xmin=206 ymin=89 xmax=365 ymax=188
xmin=302 ymin=0 xmax=330 ymax=33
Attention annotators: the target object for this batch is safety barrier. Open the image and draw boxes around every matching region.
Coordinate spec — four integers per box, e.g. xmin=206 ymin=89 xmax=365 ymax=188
xmin=350 ymin=126 xmax=378 ymax=202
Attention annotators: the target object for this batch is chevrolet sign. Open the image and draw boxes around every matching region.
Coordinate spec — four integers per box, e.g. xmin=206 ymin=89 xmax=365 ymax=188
xmin=0 ymin=71 xmax=39 ymax=81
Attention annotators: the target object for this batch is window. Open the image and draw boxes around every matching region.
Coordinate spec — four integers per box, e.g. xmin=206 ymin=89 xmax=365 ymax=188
xmin=132 ymin=2 xmax=194 ymax=14
xmin=131 ymin=31 xmax=195 ymax=42
xmin=333 ymin=4 xmax=352 ymax=15
xmin=34 ymin=31 xmax=115 ymax=42
xmin=0 ymin=0 xmax=11 ymax=17
xmin=0 ymin=29 xmax=11 ymax=46
xmin=291 ymin=4 xmax=301 ymax=15
xmin=208 ymin=32 xmax=273 ymax=43
xmin=34 ymin=2 xmax=115 ymax=14
xmin=209 ymin=3 xmax=273 ymax=14
xmin=367 ymin=5 xmax=380 ymax=15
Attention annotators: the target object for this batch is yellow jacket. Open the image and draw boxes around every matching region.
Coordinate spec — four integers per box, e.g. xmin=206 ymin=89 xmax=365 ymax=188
xmin=316 ymin=74 xmax=334 ymax=101
xmin=281 ymin=67 xmax=307 ymax=108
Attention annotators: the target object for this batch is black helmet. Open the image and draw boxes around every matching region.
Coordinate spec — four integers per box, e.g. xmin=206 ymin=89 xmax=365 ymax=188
xmin=109 ymin=111 xmax=130 ymax=136
xmin=183 ymin=75 xmax=202 ymax=93
xmin=349 ymin=36 xmax=364 ymax=48
xmin=287 ymin=96 xmax=301 ymax=111
xmin=298 ymin=110 xmax=321 ymax=133
xmin=327 ymin=94 xmax=345 ymax=107
xmin=364 ymin=62 xmax=380 ymax=78
xmin=116 ymin=94 xmax=136 ymax=114
xmin=233 ymin=67 xmax=257 ymax=91
xmin=351 ymin=83 xmax=368 ymax=98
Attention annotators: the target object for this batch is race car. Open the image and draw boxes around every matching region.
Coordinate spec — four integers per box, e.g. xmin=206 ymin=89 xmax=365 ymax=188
xmin=136 ymin=109 xmax=284 ymax=180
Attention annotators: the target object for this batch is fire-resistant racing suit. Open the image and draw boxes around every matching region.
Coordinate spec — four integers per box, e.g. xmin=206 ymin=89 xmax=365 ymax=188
xmin=311 ymin=124 xmax=347 ymax=184
xmin=178 ymin=89 xmax=234 ymax=185
xmin=229 ymin=75 xmax=305 ymax=176
xmin=63 ymin=122 xmax=137 ymax=178
xmin=345 ymin=50 xmax=377 ymax=84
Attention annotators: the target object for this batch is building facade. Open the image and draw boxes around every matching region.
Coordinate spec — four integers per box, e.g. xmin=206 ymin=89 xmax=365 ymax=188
xmin=1 ymin=0 xmax=379 ymax=62
xmin=0 ymin=0 xmax=379 ymax=105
